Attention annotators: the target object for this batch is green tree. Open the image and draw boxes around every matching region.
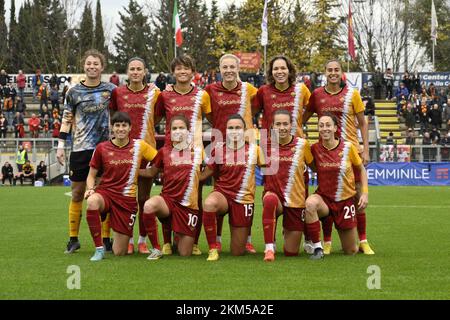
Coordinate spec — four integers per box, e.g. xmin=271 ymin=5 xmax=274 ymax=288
xmin=79 ymin=1 xmax=94 ymax=61
xmin=149 ymin=0 xmax=176 ymax=72
xmin=309 ymin=0 xmax=346 ymax=71
xmin=0 ymin=0 xmax=8 ymax=68
xmin=113 ymin=0 xmax=152 ymax=73
xmin=8 ymin=0 xmax=19 ymax=71
xmin=409 ymin=0 xmax=450 ymax=71
xmin=94 ymin=0 xmax=107 ymax=57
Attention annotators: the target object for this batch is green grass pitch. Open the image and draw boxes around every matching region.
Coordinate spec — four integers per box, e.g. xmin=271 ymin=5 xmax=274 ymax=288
xmin=0 ymin=185 xmax=449 ymax=300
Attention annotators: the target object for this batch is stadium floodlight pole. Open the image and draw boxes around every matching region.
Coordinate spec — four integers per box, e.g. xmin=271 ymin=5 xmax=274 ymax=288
xmin=261 ymin=0 xmax=268 ymax=76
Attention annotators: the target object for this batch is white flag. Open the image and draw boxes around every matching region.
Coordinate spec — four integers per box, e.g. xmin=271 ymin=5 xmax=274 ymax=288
xmin=431 ymin=0 xmax=438 ymax=45
xmin=261 ymin=0 xmax=268 ymax=46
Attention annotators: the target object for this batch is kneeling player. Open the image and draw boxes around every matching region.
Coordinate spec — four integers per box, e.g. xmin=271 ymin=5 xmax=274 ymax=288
xmin=262 ymin=110 xmax=314 ymax=262
xmin=84 ymin=112 xmax=157 ymax=261
xmin=304 ymin=113 xmax=369 ymax=260
xmin=141 ymin=115 xmax=204 ymax=258
xmin=200 ymin=114 xmax=265 ymax=261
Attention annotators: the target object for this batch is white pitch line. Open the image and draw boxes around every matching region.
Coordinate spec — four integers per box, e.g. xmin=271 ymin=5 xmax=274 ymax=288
xmin=64 ymin=192 xmax=72 ymax=197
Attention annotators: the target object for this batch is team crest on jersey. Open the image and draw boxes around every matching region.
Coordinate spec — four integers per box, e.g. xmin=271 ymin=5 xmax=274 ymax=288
xmin=237 ymin=90 xmax=241 ymax=96
xmin=291 ymin=92 xmax=296 ymax=97
xmin=218 ymin=92 xmax=223 ymax=96
xmin=190 ymin=97 xmax=196 ymax=102
xmin=338 ymin=151 xmax=344 ymax=158
xmin=143 ymin=94 xmax=148 ymax=99
xmin=123 ymin=95 xmax=128 ymax=100
xmin=170 ymin=99 xmax=176 ymax=103
xmin=340 ymin=97 xmax=345 ymax=103
xmin=108 ymin=152 xmax=114 ymax=157
xmin=102 ymin=92 xmax=110 ymax=99
xmin=271 ymin=94 xmax=277 ymax=99
xmin=320 ymin=99 xmax=326 ymax=104
xmin=291 ymin=147 xmax=297 ymax=153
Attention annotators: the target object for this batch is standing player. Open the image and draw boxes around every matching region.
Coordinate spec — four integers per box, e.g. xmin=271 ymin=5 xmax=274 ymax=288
xmin=262 ymin=110 xmax=314 ymax=262
xmin=252 ymin=55 xmax=311 ymax=253
xmin=205 ymin=53 xmax=258 ymax=254
xmin=253 ymin=55 xmax=311 ymax=138
xmin=154 ymin=55 xmax=211 ymax=255
xmin=84 ymin=112 xmax=157 ymax=261
xmin=110 ymin=57 xmax=161 ymax=255
xmin=304 ymin=113 xmax=369 ymax=259
xmin=57 ymin=49 xmax=116 ymax=254
xmin=303 ymin=59 xmax=373 ymax=255
xmin=141 ymin=115 xmax=203 ymax=258
xmin=200 ymin=114 xmax=265 ymax=261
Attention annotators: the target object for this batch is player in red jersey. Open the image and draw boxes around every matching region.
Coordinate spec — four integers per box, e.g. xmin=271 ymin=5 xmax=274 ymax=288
xmin=140 ymin=115 xmax=203 ymax=258
xmin=253 ymin=55 xmax=312 ymax=253
xmin=84 ymin=112 xmax=157 ymax=261
xmin=200 ymin=114 xmax=265 ymax=261
xmin=304 ymin=113 xmax=369 ymax=260
xmin=303 ymin=59 xmax=374 ymax=255
xmin=155 ymin=55 xmax=211 ymax=256
xmin=110 ymin=57 xmax=161 ymax=255
xmin=253 ymin=55 xmax=311 ymax=138
xmin=205 ymin=53 xmax=259 ymax=254
xmin=262 ymin=110 xmax=314 ymax=262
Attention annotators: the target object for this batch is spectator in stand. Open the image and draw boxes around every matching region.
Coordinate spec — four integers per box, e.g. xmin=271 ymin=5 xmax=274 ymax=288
xmin=0 ymin=113 xmax=8 ymax=142
xmin=419 ymin=86 xmax=430 ymax=102
xmin=49 ymin=73 xmax=60 ymax=89
xmin=109 ymin=71 xmax=120 ymax=86
xmin=1 ymin=161 xmax=14 ymax=185
xmin=0 ymin=69 xmax=8 ymax=87
xmin=38 ymin=82 xmax=49 ymax=112
xmin=31 ymin=68 xmax=44 ymax=102
xmin=52 ymin=118 xmax=61 ymax=138
xmin=372 ymin=67 xmax=384 ymax=100
xmin=309 ymin=71 xmax=320 ymax=92
xmin=2 ymin=82 xmax=14 ymax=111
xmin=401 ymin=71 xmax=412 ymax=93
xmin=419 ymin=100 xmax=429 ymax=134
xmin=15 ymin=144 xmax=28 ymax=172
xmin=405 ymin=128 xmax=415 ymax=145
xmin=384 ymin=68 xmax=394 ymax=100
xmin=144 ymin=68 xmax=152 ymax=84
xmin=445 ymin=83 xmax=450 ymax=97
xmin=154 ymin=72 xmax=167 ymax=91
xmin=444 ymin=97 xmax=450 ymax=129
xmin=395 ymin=82 xmax=409 ymax=115
xmin=441 ymin=129 xmax=450 ymax=145
xmin=12 ymin=112 xmax=25 ymax=138
xmin=361 ymin=83 xmax=375 ymax=119
xmin=40 ymin=105 xmax=51 ymax=119
xmin=429 ymin=103 xmax=442 ymax=129
xmin=428 ymin=83 xmax=437 ymax=100
xmin=430 ymin=127 xmax=441 ymax=144
xmin=16 ymin=70 xmax=26 ymax=101
xmin=61 ymin=76 xmax=74 ymax=103
xmin=403 ymin=101 xmax=415 ymax=130
xmin=411 ymin=71 xmax=421 ymax=93
xmin=440 ymin=129 xmax=450 ymax=161
xmin=386 ymin=131 xmax=395 ymax=145
xmin=41 ymin=114 xmax=51 ymax=138
xmin=52 ymin=107 xmax=60 ymax=121
xmin=35 ymin=161 xmax=47 ymax=184
xmin=438 ymin=88 xmax=447 ymax=107
xmin=15 ymin=160 xmax=34 ymax=186
xmin=28 ymin=113 xmax=41 ymax=138
xmin=50 ymin=84 xmax=60 ymax=110
xmin=16 ymin=94 xmax=27 ymax=116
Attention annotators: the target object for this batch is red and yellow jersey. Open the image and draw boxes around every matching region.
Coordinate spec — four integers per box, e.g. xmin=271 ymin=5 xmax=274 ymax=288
xmin=90 ymin=139 xmax=157 ymax=198
xmin=207 ymin=143 xmax=265 ymax=204
xmin=264 ymin=137 xmax=313 ymax=208
xmin=311 ymin=139 xmax=362 ymax=202
xmin=110 ymin=85 xmax=160 ymax=148
xmin=254 ymin=83 xmax=311 ymax=137
xmin=155 ymin=86 xmax=211 ymax=146
xmin=205 ymin=81 xmax=257 ymax=139
xmin=152 ymin=144 xmax=204 ymax=210
xmin=307 ymin=85 xmax=365 ymax=150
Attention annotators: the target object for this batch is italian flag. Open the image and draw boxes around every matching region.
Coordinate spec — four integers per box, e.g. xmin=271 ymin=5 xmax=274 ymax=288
xmin=173 ymin=0 xmax=183 ymax=47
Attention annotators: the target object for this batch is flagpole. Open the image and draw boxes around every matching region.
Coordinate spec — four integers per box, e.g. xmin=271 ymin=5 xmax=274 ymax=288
xmin=432 ymin=41 xmax=435 ymax=71
xmin=264 ymin=45 xmax=267 ymax=76
xmin=174 ymin=36 xmax=177 ymax=58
